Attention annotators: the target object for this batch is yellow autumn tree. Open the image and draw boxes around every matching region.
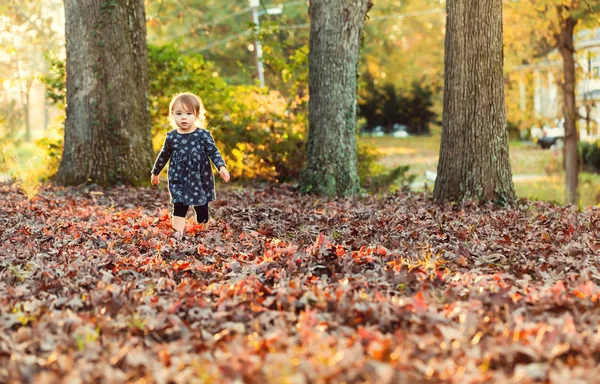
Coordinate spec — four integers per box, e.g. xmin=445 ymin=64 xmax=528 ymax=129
xmin=504 ymin=0 xmax=600 ymax=204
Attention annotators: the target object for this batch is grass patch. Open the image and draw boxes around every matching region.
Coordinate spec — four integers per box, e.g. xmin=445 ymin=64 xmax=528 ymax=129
xmin=361 ymin=135 xmax=600 ymax=206
xmin=2 ymin=142 xmax=50 ymax=199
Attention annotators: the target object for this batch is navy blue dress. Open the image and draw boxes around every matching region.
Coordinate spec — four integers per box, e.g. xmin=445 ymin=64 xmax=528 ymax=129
xmin=152 ymin=129 xmax=227 ymax=206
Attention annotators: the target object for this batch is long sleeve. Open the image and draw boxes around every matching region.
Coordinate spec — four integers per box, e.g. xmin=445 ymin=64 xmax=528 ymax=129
xmin=204 ymin=130 xmax=227 ymax=170
xmin=152 ymin=134 xmax=171 ymax=175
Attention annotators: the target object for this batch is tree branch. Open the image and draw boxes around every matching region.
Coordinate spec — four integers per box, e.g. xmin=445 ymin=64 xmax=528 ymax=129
xmin=581 ymin=0 xmax=600 ymax=25
xmin=532 ymin=37 xmax=558 ymax=59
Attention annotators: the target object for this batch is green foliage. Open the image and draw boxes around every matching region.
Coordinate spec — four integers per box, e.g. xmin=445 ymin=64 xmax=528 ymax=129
xmin=147 ymin=43 xmax=228 ymax=140
xmin=39 ymin=53 xmax=66 ymax=107
xmin=145 ymin=0 xmax=310 ymax=86
xmin=580 ymin=140 xmax=600 ymax=173
xmin=358 ymin=73 xmax=438 ymax=135
xmin=257 ymin=22 xmax=309 ymax=102
xmin=36 ymin=118 xmax=64 ymax=180
xmin=38 ymin=56 xmax=67 ymax=181
xmin=357 ymin=140 xmax=415 ymax=193
xmin=209 ymin=86 xmax=306 ymax=181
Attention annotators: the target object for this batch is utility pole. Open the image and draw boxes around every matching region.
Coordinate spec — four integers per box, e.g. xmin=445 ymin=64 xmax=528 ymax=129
xmin=249 ymin=0 xmax=282 ymax=88
xmin=249 ymin=0 xmax=265 ymax=87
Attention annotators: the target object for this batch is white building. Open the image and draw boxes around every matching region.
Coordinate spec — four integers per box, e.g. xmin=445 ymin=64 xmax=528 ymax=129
xmin=519 ymin=27 xmax=600 ymax=141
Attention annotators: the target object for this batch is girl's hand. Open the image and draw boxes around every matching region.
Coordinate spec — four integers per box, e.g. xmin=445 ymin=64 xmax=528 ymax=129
xmin=219 ymin=166 xmax=230 ymax=183
xmin=151 ymin=174 xmax=160 ymax=185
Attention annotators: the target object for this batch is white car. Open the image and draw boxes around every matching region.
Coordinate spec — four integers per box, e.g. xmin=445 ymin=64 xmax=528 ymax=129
xmin=391 ymin=130 xmax=408 ymax=138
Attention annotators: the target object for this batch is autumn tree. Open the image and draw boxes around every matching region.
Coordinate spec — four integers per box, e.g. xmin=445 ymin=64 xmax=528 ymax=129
xmin=505 ymin=0 xmax=600 ymax=205
xmin=299 ymin=0 xmax=372 ymax=197
xmin=56 ymin=0 xmax=153 ymax=186
xmin=433 ymin=0 xmax=516 ymax=203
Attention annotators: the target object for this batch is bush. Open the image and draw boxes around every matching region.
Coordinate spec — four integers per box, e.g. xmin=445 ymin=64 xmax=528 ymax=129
xmin=581 ymin=140 xmax=600 ymax=173
xmin=209 ymin=86 xmax=306 ymax=181
xmin=357 ymin=141 xmax=415 ymax=193
xmin=506 ymin=121 xmax=522 ymax=141
xmin=358 ymin=74 xmax=438 ymax=135
xmin=35 ymin=118 xmax=64 ymax=180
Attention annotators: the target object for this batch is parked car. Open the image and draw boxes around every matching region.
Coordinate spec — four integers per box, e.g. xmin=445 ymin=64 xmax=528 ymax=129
xmin=531 ymin=119 xmax=564 ymax=150
xmin=391 ymin=123 xmax=409 ymax=138
xmin=371 ymin=126 xmax=385 ymax=137
xmin=536 ymin=135 xmax=563 ymax=149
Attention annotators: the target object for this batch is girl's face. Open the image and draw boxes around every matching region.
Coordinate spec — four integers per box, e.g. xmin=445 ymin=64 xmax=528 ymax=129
xmin=172 ymin=102 xmax=198 ymax=131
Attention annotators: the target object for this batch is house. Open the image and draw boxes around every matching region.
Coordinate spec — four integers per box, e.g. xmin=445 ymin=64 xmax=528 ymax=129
xmin=516 ymin=27 xmax=600 ymax=142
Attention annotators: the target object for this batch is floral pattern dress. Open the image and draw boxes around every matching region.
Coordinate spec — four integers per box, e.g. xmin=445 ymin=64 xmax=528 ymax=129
xmin=152 ymin=129 xmax=227 ymax=206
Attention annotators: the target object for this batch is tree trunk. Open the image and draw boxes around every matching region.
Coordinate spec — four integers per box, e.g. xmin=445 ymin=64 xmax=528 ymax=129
xmin=299 ymin=0 xmax=372 ymax=197
xmin=556 ymin=12 xmax=579 ymax=205
xmin=16 ymin=64 xmax=32 ymax=142
xmin=434 ymin=0 xmax=515 ymax=204
xmin=23 ymin=101 xmax=30 ymax=142
xmin=56 ymin=0 xmax=153 ymax=186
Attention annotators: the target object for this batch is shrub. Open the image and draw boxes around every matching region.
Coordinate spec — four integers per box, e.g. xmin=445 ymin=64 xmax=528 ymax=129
xmin=581 ymin=140 xmax=600 ymax=173
xmin=506 ymin=121 xmax=522 ymax=141
xmin=209 ymin=86 xmax=306 ymax=181
xmin=358 ymin=74 xmax=438 ymax=135
xmin=357 ymin=141 xmax=415 ymax=193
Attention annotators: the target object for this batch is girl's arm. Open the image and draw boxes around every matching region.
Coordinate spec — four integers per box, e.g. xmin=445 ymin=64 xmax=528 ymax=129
xmin=204 ymin=130 xmax=227 ymax=170
xmin=152 ymin=133 xmax=171 ymax=175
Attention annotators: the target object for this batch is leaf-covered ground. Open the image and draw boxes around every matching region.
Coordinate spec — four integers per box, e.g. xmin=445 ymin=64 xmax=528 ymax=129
xmin=2 ymin=183 xmax=600 ymax=383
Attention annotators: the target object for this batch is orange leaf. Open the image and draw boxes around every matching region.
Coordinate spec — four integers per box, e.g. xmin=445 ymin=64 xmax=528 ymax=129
xmin=413 ymin=291 xmax=427 ymax=315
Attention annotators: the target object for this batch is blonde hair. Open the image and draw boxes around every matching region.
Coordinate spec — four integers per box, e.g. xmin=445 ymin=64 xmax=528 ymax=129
xmin=168 ymin=92 xmax=207 ymax=128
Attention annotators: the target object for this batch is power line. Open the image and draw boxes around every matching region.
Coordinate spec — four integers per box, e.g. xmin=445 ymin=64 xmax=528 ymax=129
xmin=190 ymin=30 xmax=252 ymax=52
xmin=190 ymin=8 xmax=446 ymax=52
xmin=276 ymin=8 xmax=446 ymax=31
xmin=169 ymin=0 xmax=308 ymax=40
xmin=168 ymin=7 xmax=252 ymax=41
xmin=369 ymin=8 xmax=445 ymax=22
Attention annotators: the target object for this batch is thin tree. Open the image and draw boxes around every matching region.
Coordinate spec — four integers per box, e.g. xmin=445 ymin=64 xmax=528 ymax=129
xmin=557 ymin=5 xmax=581 ymax=205
xmin=299 ymin=0 xmax=372 ymax=197
xmin=56 ymin=0 xmax=153 ymax=186
xmin=434 ymin=0 xmax=516 ymax=204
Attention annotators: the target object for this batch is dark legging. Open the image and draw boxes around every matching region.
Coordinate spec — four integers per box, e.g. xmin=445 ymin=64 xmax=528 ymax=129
xmin=172 ymin=202 xmax=209 ymax=223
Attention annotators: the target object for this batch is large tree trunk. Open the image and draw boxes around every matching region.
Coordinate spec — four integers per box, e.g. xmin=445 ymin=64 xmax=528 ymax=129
xmin=56 ymin=0 xmax=153 ymax=186
xmin=434 ymin=0 xmax=515 ymax=204
xmin=299 ymin=0 xmax=372 ymax=197
xmin=556 ymin=11 xmax=579 ymax=205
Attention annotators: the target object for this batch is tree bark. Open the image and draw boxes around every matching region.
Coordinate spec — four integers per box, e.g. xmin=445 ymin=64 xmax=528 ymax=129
xmin=434 ymin=0 xmax=515 ymax=204
xmin=556 ymin=10 xmax=579 ymax=205
xmin=299 ymin=0 xmax=372 ymax=197
xmin=56 ymin=0 xmax=153 ymax=186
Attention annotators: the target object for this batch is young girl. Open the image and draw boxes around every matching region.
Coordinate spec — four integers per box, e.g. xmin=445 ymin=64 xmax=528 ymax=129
xmin=151 ymin=92 xmax=230 ymax=239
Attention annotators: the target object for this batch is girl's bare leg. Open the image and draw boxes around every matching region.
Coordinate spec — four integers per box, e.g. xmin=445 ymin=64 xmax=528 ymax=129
xmin=172 ymin=216 xmax=186 ymax=235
